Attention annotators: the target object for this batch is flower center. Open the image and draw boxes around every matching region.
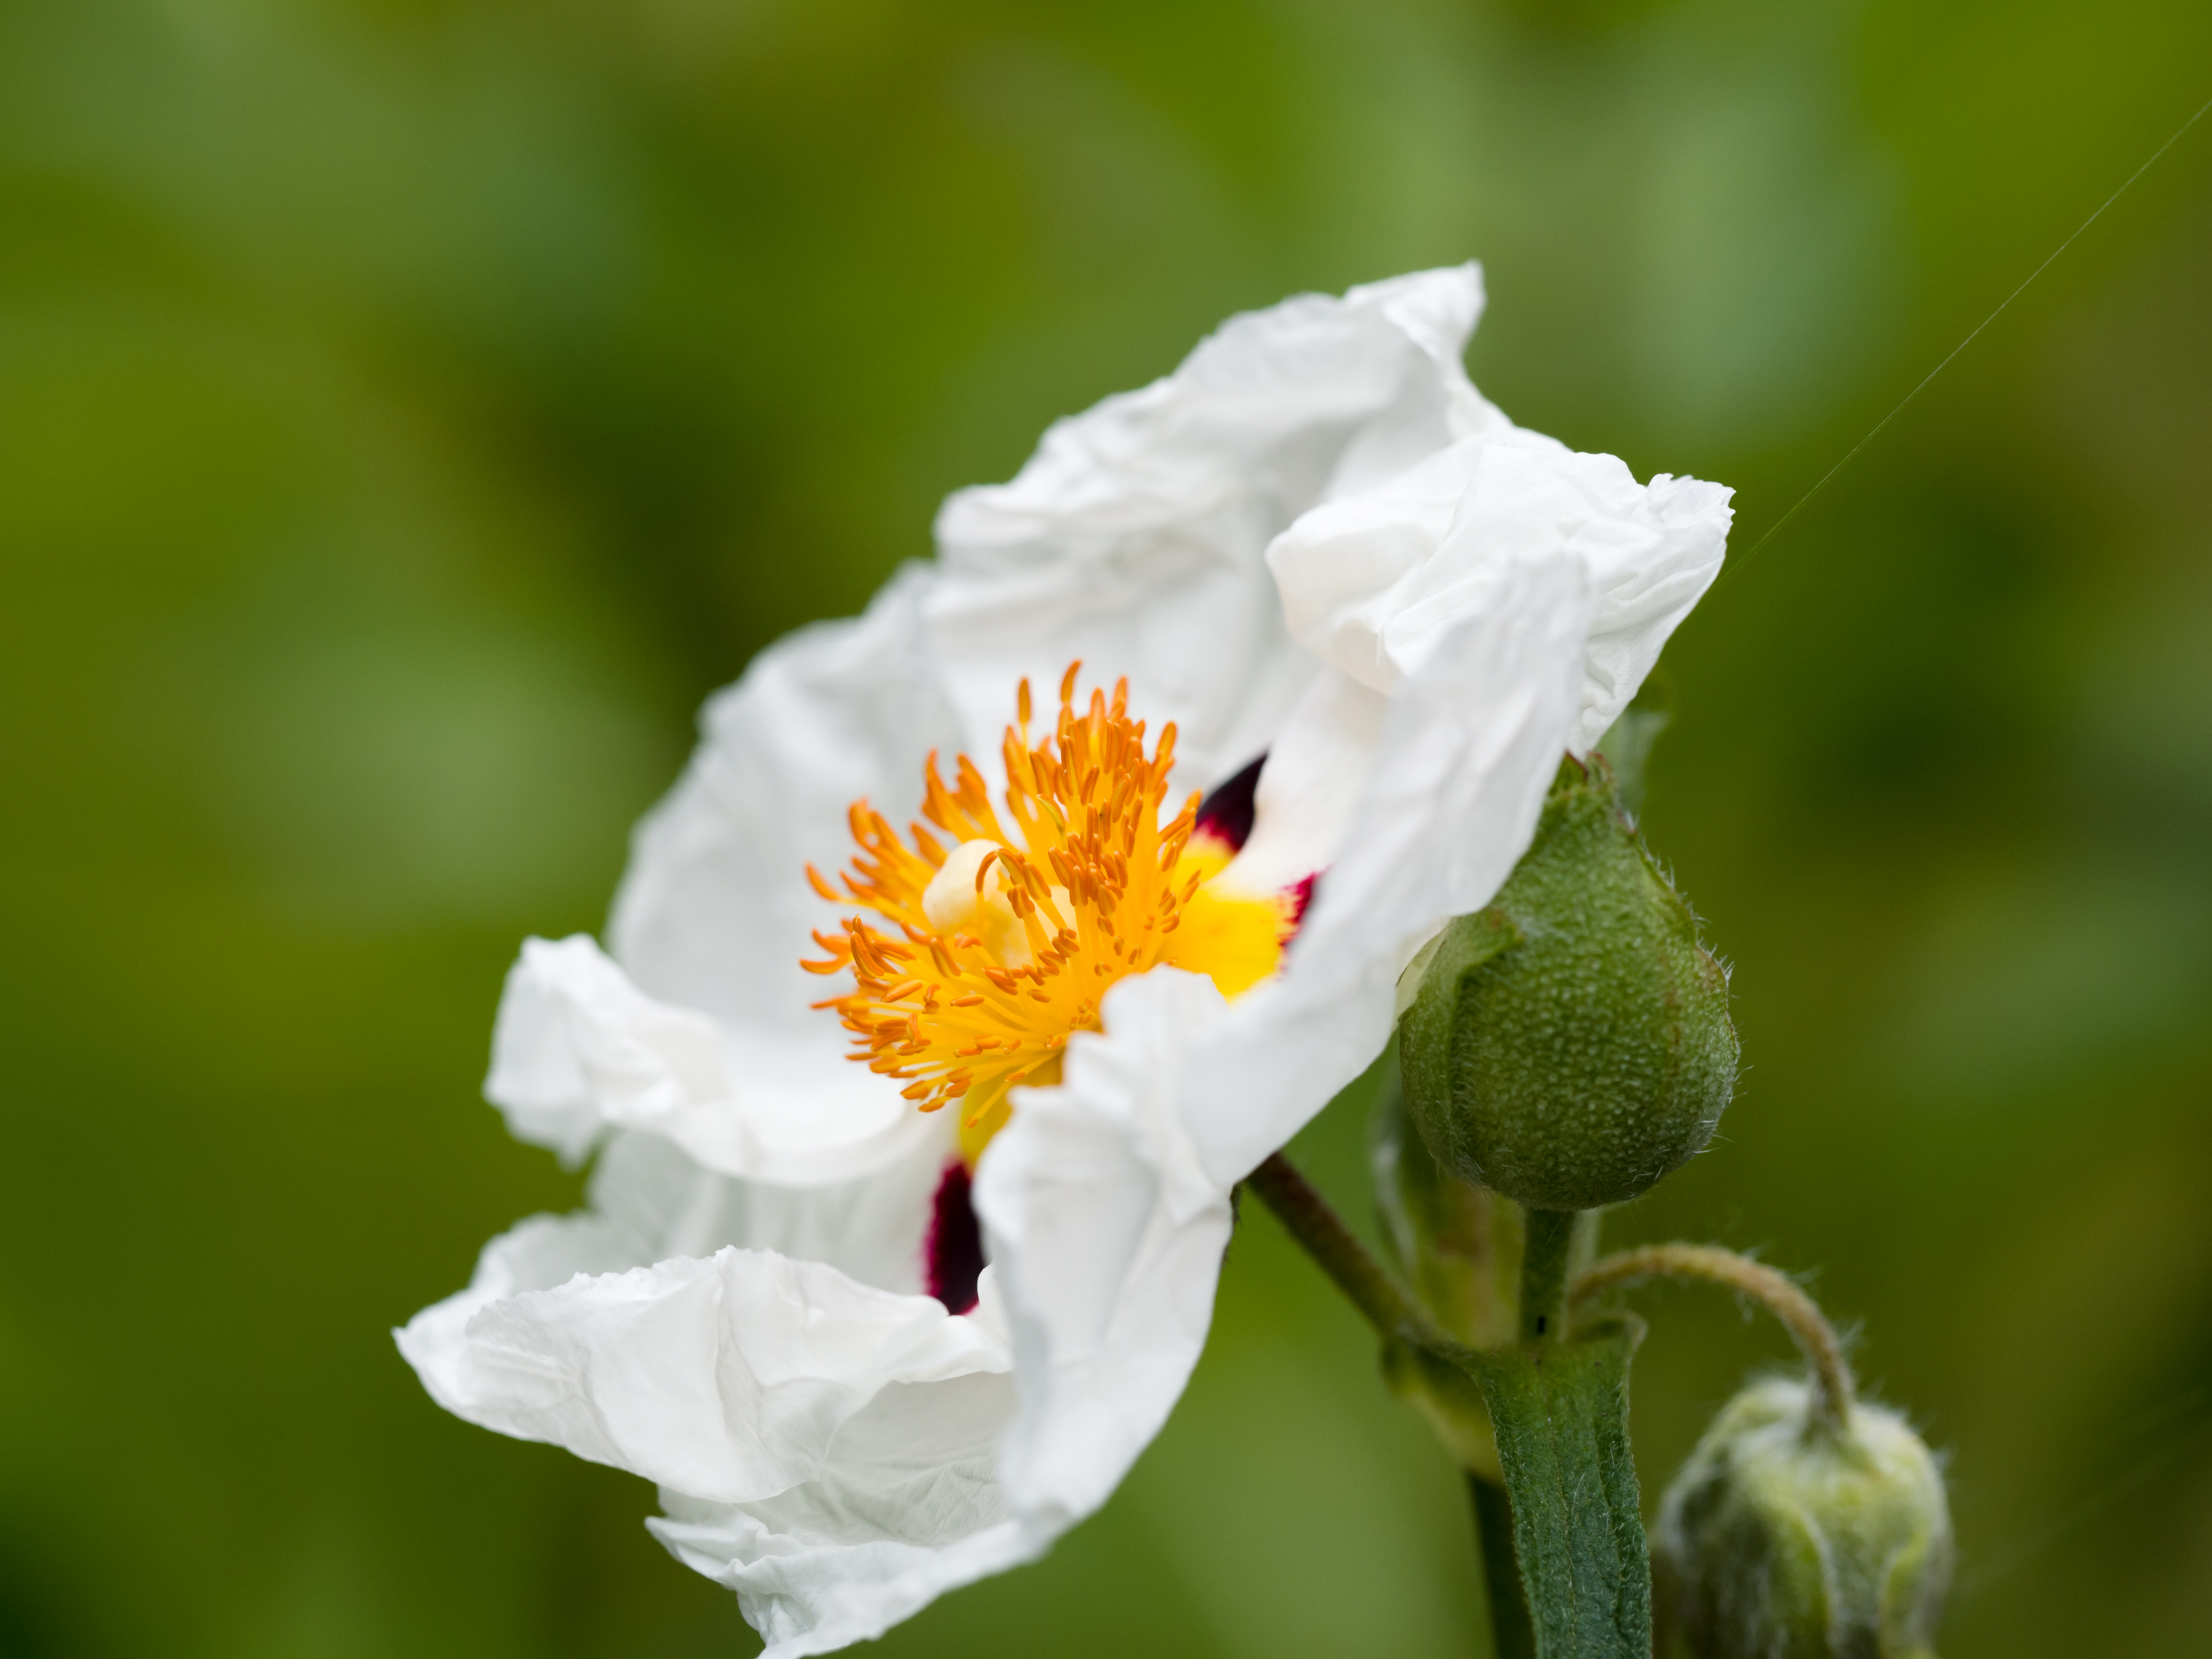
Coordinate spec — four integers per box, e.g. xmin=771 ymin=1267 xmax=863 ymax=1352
xmin=804 ymin=664 xmax=1291 ymax=1163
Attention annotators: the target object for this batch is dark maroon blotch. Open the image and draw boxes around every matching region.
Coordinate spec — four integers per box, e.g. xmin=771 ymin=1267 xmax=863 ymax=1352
xmin=925 ymin=1161 xmax=985 ymax=1315
xmin=1193 ymin=753 xmax=1266 ymax=852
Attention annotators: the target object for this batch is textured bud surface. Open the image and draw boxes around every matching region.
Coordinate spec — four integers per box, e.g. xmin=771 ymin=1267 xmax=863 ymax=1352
xmin=1653 ymin=1378 xmax=1953 ymax=1659
xmin=1398 ymin=757 xmax=1737 ymax=1209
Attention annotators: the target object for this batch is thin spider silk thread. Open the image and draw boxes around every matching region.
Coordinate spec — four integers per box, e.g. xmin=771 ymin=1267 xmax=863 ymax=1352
xmin=1949 ymin=1383 xmax=2212 ymax=1604
xmin=1719 ymin=89 xmax=2212 ymax=584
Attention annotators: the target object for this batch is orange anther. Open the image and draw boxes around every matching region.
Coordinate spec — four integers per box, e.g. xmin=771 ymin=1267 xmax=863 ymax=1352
xmin=807 ymin=663 xmax=1278 ymax=1155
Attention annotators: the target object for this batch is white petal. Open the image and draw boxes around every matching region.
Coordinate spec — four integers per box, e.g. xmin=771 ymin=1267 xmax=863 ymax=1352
xmin=401 ymin=1229 xmax=1033 ymax=1659
xmin=486 ymin=934 xmax=946 ymax=1186
xmin=609 ymin=563 xmax=965 ymax=1025
xmin=650 ymin=1416 xmax=1035 ymax=1659
xmin=974 ymin=967 xmax=1236 ymax=1526
xmin=928 ymin=265 xmax=1503 ymax=793
xmin=427 ymin=1248 xmax=1009 ymax=1502
xmin=1264 ymin=436 xmax=1499 ymax=693
xmin=397 ymin=1129 xmax=955 ymax=1405
xmin=1573 ymin=470 xmax=1734 ymax=750
xmin=1216 ymin=664 xmax=1386 ymax=898
xmin=585 ymin=1129 xmax=950 ymax=1298
xmin=1301 ymin=553 xmax=1593 ymax=969
xmin=1181 ymin=554 xmax=1594 ymax=1188
xmin=397 ymin=1210 xmax=649 ymax=1423
xmin=1266 ymin=427 xmax=1731 ymax=749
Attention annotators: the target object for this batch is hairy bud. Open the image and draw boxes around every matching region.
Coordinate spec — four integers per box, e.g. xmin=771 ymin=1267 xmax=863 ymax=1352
xmin=1653 ymin=1378 xmax=1953 ymax=1659
xmin=1396 ymin=755 xmax=1737 ymax=1210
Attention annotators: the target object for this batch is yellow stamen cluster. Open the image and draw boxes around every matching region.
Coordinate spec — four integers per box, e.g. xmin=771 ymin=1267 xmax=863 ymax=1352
xmin=803 ymin=664 xmax=1287 ymax=1162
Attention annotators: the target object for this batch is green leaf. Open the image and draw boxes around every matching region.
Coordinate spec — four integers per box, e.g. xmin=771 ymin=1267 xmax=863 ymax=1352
xmin=1594 ymin=670 xmax=1673 ymax=823
xmin=1471 ymin=1319 xmax=1653 ymax=1659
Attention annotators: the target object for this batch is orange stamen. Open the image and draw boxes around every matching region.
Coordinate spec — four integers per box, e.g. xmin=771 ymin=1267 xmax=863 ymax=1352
xmin=804 ymin=665 xmax=1292 ymax=1162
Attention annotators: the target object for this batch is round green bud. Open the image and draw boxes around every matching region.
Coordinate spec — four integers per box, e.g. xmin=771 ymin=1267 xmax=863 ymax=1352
xmin=1653 ymin=1379 xmax=1953 ymax=1659
xmin=1396 ymin=757 xmax=1737 ymax=1210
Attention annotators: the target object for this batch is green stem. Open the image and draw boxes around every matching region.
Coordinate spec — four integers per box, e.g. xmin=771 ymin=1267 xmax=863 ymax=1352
xmin=1245 ymin=1152 xmax=1439 ymax=1342
xmin=1470 ymin=1322 xmax=1652 ymax=1659
xmin=1518 ymin=1208 xmax=1580 ymax=1345
xmin=1470 ymin=1474 xmax=1537 ymax=1659
xmin=1248 ymin=1155 xmax=1538 ymax=1659
xmin=1570 ymin=1243 xmax=1856 ymax=1431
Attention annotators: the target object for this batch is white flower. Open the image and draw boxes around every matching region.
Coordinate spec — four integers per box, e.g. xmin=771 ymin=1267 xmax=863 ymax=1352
xmin=397 ymin=264 xmax=1731 ymax=1658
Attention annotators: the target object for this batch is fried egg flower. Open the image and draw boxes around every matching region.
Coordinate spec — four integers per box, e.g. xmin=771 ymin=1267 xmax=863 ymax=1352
xmin=397 ymin=265 xmax=1731 ymax=1657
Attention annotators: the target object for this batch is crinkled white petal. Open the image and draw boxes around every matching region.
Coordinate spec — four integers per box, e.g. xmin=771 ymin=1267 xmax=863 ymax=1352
xmin=425 ymin=966 xmax=1236 ymax=1658
xmin=610 ymin=562 xmax=967 ymax=1027
xmin=400 ymin=1237 xmax=1023 ymax=1659
xmin=973 ymin=966 xmax=1236 ymax=1526
xmin=649 ymin=1428 xmax=1035 ymax=1659
xmin=1267 ymin=426 xmax=1731 ymax=755
xmin=398 ymin=1130 xmax=1036 ymax=1659
xmin=485 ymin=934 xmax=946 ymax=1185
xmin=618 ymin=970 xmax=1241 ymax=1656
xmin=926 ymin=264 xmax=1504 ymax=797
xmin=422 ymin=1247 xmax=1008 ymax=1505
xmin=397 ymin=1128 xmax=956 ymax=1407
xmin=406 ymin=971 xmax=1241 ymax=1659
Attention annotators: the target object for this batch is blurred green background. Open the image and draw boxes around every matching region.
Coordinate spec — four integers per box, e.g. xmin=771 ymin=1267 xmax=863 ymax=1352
xmin=5 ymin=1 xmax=2210 ymax=1654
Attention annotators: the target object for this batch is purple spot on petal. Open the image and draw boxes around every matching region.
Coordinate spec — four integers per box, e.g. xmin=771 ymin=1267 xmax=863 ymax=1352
xmin=926 ymin=1161 xmax=985 ymax=1315
xmin=1286 ymin=871 xmax=1318 ymax=935
xmin=1194 ymin=753 xmax=1265 ymax=853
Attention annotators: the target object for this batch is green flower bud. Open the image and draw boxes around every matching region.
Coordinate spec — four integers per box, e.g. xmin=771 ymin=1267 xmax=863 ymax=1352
xmin=1396 ymin=754 xmax=1738 ymax=1210
xmin=1653 ymin=1378 xmax=1953 ymax=1659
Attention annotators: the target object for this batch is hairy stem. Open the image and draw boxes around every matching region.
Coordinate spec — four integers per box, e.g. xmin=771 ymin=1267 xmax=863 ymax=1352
xmin=1570 ymin=1243 xmax=1855 ymax=1429
xmin=1246 ymin=1152 xmax=1438 ymax=1342
xmin=1518 ymin=1209 xmax=1580 ymax=1346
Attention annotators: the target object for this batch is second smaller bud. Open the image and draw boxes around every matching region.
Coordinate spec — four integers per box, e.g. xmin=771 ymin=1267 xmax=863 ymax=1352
xmin=1652 ymin=1378 xmax=1953 ymax=1659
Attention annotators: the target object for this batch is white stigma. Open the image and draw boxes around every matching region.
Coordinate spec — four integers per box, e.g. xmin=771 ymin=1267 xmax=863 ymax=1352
xmin=923 ymin=840 xmax=1030 ymax=966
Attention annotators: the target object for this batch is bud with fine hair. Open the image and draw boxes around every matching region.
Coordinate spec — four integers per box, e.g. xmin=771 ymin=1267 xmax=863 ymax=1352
xmin=1396 ymin=754 xmax=1737 ymax=1211
xmin=1653 ymin=1378 xmax=1953 ymax=1659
